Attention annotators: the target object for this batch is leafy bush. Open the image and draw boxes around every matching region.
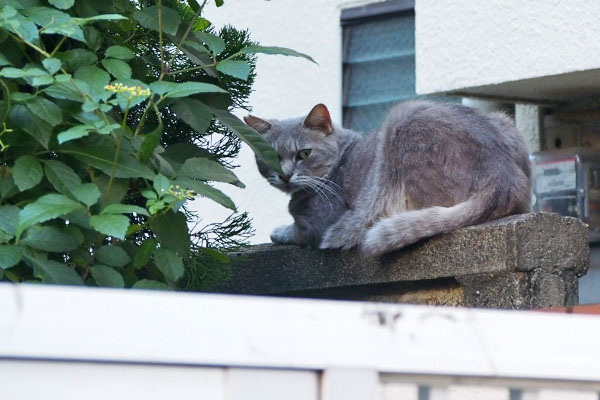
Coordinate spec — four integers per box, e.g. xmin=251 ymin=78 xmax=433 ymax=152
xmin=0 ymin=0 xmax=313 ymax=289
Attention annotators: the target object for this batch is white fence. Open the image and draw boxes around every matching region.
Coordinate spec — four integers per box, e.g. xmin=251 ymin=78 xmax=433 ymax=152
xmin=1 ymin=283 xmax=600 ymax=400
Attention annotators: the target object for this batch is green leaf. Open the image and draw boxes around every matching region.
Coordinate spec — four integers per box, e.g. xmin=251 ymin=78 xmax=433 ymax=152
xmin=0 ymin=229 xmax=12 ymax=244
xmin=0 ymin=245 xmax=21 ymax=269
xmin=91 ymin=264 xmax=124 ymax=288
xmin=22 ymin=225 xmax=80 ymax=252
xmin=83 ymin=26 xmax=102 ymax=52
xmin=0 ymin=205 xmax=20 ymax=236
xmin=133 ymin=6 xmax=181 ymax=36
xmin=215 ymin=0 xmax=224 ymax=6
xmin=95 ymin=122 xmax=120 ymax=135
xmin=153 ymin=247 xmax=184 ymax=282
xmin=13 ymin=155 xmax=43 ymax=191
xmin=62 ymin=144 xmax=155 ymax=180
xmin=42 ymin=57 xmax=62 ymax=74
xmin=71 ymin=183 xmax=101 ymax=206
xmin=236 ymin=45 xmax=317 ymax=64
xmin=187 ymin=0 xmax=201 ymax=11
xmin=101 ymin=58 xmax=131 ymax=80
xmin=105 ymin=45 xmax=134 ymax=60
xmin=26 ymin=96 xmax=63 ymax=127
xmin=179 ymin=157 xmax=243 ymax=187
xmin=48 ymin=0 xmax=74 ymax=10
xmin=25 ymin=254 xmax=83 ymax=285
xmin=74 ymin=65 xmax=110 ymax=102
xmin=95 ymin=175 xmax=129 ymax=209
xmin=17 ymin=194 xmax=84 ymax=238
xmin=45 ymin=81 xmax=86 ymax=102
xmin=44 ymin=160 xmax=82 ymax=197
xmin=149 ymin=81 xmax=227 ymax=98
xmin=142 ymin=189 xmax=157 ymax=200
xmin=89 ymin=214 xmax=130 ymax=240
xmin=11 ymin=93 xmax=35 ymax=103
xmin=171 ymin=98 xmax=212 ymax=135
xmin=132 ymin=279 xmax=170 ymax=290
xmin=9 ymin=104 xmax=53 ymax=148
xmin=101 ymin=204 xmax=149 ymax=217
xmin=0 ymin=52 xmax=12 ymax=67
xmin=0 ymin=67 xmax=49 ymax=79
xmin=175 ymin=178 xmax=236 ymax=211
xmin=138 ymin=123 xmax=162 ymax=163
xmin=56 ymin=49 xmax=98 ymax=70
xmin=153 ymin=174 xmax=171 ymax=196
xmin=133 ymin=238 xmax=156 ymax=269
xmin=149 ymin=211 xmax=190 ymax=258
xmin=193 ymin=31 xmax=225 ymax=55
xmin=148 ymin=81 xmax=176 ymax=95
xmin=81 ymin=14 xmax=128 ymax=22
xmin=57 ymin=124 xmax=94 ymax=144
xmin=0 ymin=8 xmax=38 ymax=43
xmin=96 ymin=245 xmax=131 ymax=267
xmin=213 ymin=108 xmax=283 ymax=174
xmin=0 ymin=176 xmax=17 ymax=201
xmin=216 ymin=60 xmax=250 ymax=80
xmin=162 ymin=143 xmax=213 ymax=164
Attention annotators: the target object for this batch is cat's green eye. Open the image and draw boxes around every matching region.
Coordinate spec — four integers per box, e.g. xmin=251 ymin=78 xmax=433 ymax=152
xmin=297 ymin=149 xmax=312 ymax=160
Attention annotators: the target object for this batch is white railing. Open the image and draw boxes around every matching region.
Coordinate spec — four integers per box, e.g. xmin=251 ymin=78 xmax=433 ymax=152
xmin=1 ymin=283 xmax=599 ymax=400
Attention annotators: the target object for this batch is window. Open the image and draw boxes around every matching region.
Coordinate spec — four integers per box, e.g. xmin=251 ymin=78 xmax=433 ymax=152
xmin=341 ymin=0 xmax=456 ymax=133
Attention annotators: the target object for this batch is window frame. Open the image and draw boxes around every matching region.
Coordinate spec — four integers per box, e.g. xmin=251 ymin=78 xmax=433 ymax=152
xmin=340 ymin=0 xmax=414 ymax=26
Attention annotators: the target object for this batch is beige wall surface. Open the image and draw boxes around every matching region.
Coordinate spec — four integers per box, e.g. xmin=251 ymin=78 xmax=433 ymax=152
xmin=416 ymin=0 xmax=600 ymax=97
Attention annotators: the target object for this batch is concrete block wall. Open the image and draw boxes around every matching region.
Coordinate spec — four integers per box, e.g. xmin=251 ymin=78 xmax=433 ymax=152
xmin=217 ymin=213 xmax=589 ymax=309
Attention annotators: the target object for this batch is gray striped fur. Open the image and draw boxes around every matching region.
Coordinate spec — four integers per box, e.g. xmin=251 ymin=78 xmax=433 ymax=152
xmin=246 ymin=100 xmax=531 ymax=257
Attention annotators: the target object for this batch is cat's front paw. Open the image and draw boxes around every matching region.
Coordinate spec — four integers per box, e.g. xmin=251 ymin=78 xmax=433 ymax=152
xmin=320 ymin=223 xmax=362 ymax=250
xmin=320 ymin=229 xmax=348 ymax=250
xmin=270 ymin=224 xmax=296 ymax=244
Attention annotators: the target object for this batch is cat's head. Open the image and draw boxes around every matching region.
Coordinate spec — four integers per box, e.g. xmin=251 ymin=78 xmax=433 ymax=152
xmin=245 ymin=104 xmax=341 ymax=194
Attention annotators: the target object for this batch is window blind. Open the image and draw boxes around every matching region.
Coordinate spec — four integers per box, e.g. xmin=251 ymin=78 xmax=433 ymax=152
xmin=342 ymin=3 xmax=456 ymax=133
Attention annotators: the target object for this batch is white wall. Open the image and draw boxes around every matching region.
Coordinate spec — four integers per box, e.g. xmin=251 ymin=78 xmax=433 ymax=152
xmin=190 ymin=0 xmax=385 ymax=244
xmin=416 ymin=0 xmax=600 ymax=100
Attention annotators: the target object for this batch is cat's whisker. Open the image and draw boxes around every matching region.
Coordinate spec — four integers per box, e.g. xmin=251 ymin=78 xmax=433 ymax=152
xmin=312 ymin=176 xmax=344 ymax=191
xmin=307 ymin=177 xmax=345 ymax=204
xmin=296 ymin=177 xmax=334 ymax=211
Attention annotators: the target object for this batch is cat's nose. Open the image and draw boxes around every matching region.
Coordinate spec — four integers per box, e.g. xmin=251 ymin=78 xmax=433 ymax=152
xmin=279 ymin=174 xmax=291 ymax=183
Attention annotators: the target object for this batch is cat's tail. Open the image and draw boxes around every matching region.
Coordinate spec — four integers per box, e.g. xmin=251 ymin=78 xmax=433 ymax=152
xmin=361 ymin=187 xmax=503 ymax=257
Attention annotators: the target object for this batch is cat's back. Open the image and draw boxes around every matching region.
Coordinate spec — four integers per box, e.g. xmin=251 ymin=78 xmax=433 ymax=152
xmin=380 ymin=100 xmax=526 ymax=160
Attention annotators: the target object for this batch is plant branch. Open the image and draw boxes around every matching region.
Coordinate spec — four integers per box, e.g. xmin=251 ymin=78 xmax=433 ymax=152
xmin=157 ymin=0 xmax=165 ymax=78
xmin=167 ymin=62 xmax=215 ymax=76
xmin=165 ymin=0 xmax=208 ymax=73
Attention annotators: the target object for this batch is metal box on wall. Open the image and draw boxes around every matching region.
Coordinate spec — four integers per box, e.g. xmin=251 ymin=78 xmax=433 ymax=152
xmin=531 ymin=147 xmax=600 ymax=242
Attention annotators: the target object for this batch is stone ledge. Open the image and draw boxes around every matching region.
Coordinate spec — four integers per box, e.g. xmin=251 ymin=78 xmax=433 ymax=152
xmin=216 ymin=213 xmax=589 ymax=309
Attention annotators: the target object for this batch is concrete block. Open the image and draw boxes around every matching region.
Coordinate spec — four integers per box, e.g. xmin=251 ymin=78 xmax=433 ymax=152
xmin=217 ymin=213 xmax=589 ymax=309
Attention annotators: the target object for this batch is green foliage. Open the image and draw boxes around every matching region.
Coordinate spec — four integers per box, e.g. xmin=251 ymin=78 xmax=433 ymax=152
xmin=0 ymin=0 xmax=314 ymax=289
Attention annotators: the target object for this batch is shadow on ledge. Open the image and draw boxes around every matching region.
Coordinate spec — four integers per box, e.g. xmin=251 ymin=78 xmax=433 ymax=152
xmin=214 ymin=213 xmax=589 ymax=309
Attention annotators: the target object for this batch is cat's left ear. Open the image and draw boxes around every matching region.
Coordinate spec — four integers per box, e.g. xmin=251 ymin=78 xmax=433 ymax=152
xmin=304 ymin=104 xmax=333 ymax=135
xmin=244 ymin=115 xmax=272 ymax=134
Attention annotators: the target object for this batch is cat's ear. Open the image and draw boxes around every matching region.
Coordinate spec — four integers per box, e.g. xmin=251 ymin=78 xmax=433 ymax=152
xmin=304 ymin=104 xmax=333 ymax=134
xmin=244 ymin=115 xmax=272 ymax=134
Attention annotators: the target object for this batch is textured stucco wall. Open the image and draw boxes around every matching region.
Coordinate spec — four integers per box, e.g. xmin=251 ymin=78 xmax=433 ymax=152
xmin=416 ymin=0 xmax=600 ymax=96
xmin=190 ymin=0 xmax=386 ymax=244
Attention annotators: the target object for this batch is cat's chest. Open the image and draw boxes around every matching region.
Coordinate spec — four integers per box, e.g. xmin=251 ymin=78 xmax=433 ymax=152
xmin=289 ymin=191 xmax=346 ymax=222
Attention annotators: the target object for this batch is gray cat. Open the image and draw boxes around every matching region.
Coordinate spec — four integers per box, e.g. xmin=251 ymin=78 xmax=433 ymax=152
xmin=245 ymin=100 xmax=531 ymax=256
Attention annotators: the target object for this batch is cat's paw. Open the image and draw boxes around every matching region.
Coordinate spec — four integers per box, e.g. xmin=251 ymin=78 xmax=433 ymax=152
xmin=270 ymin=224 xmax=296 ymax=244
xmin=320 ymin=223 xmax=362 ymax=250
xmin=360 ymin=228 xmax=388 ymax=257
xmin=320 ymin=229 xmax=350 ymax=250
